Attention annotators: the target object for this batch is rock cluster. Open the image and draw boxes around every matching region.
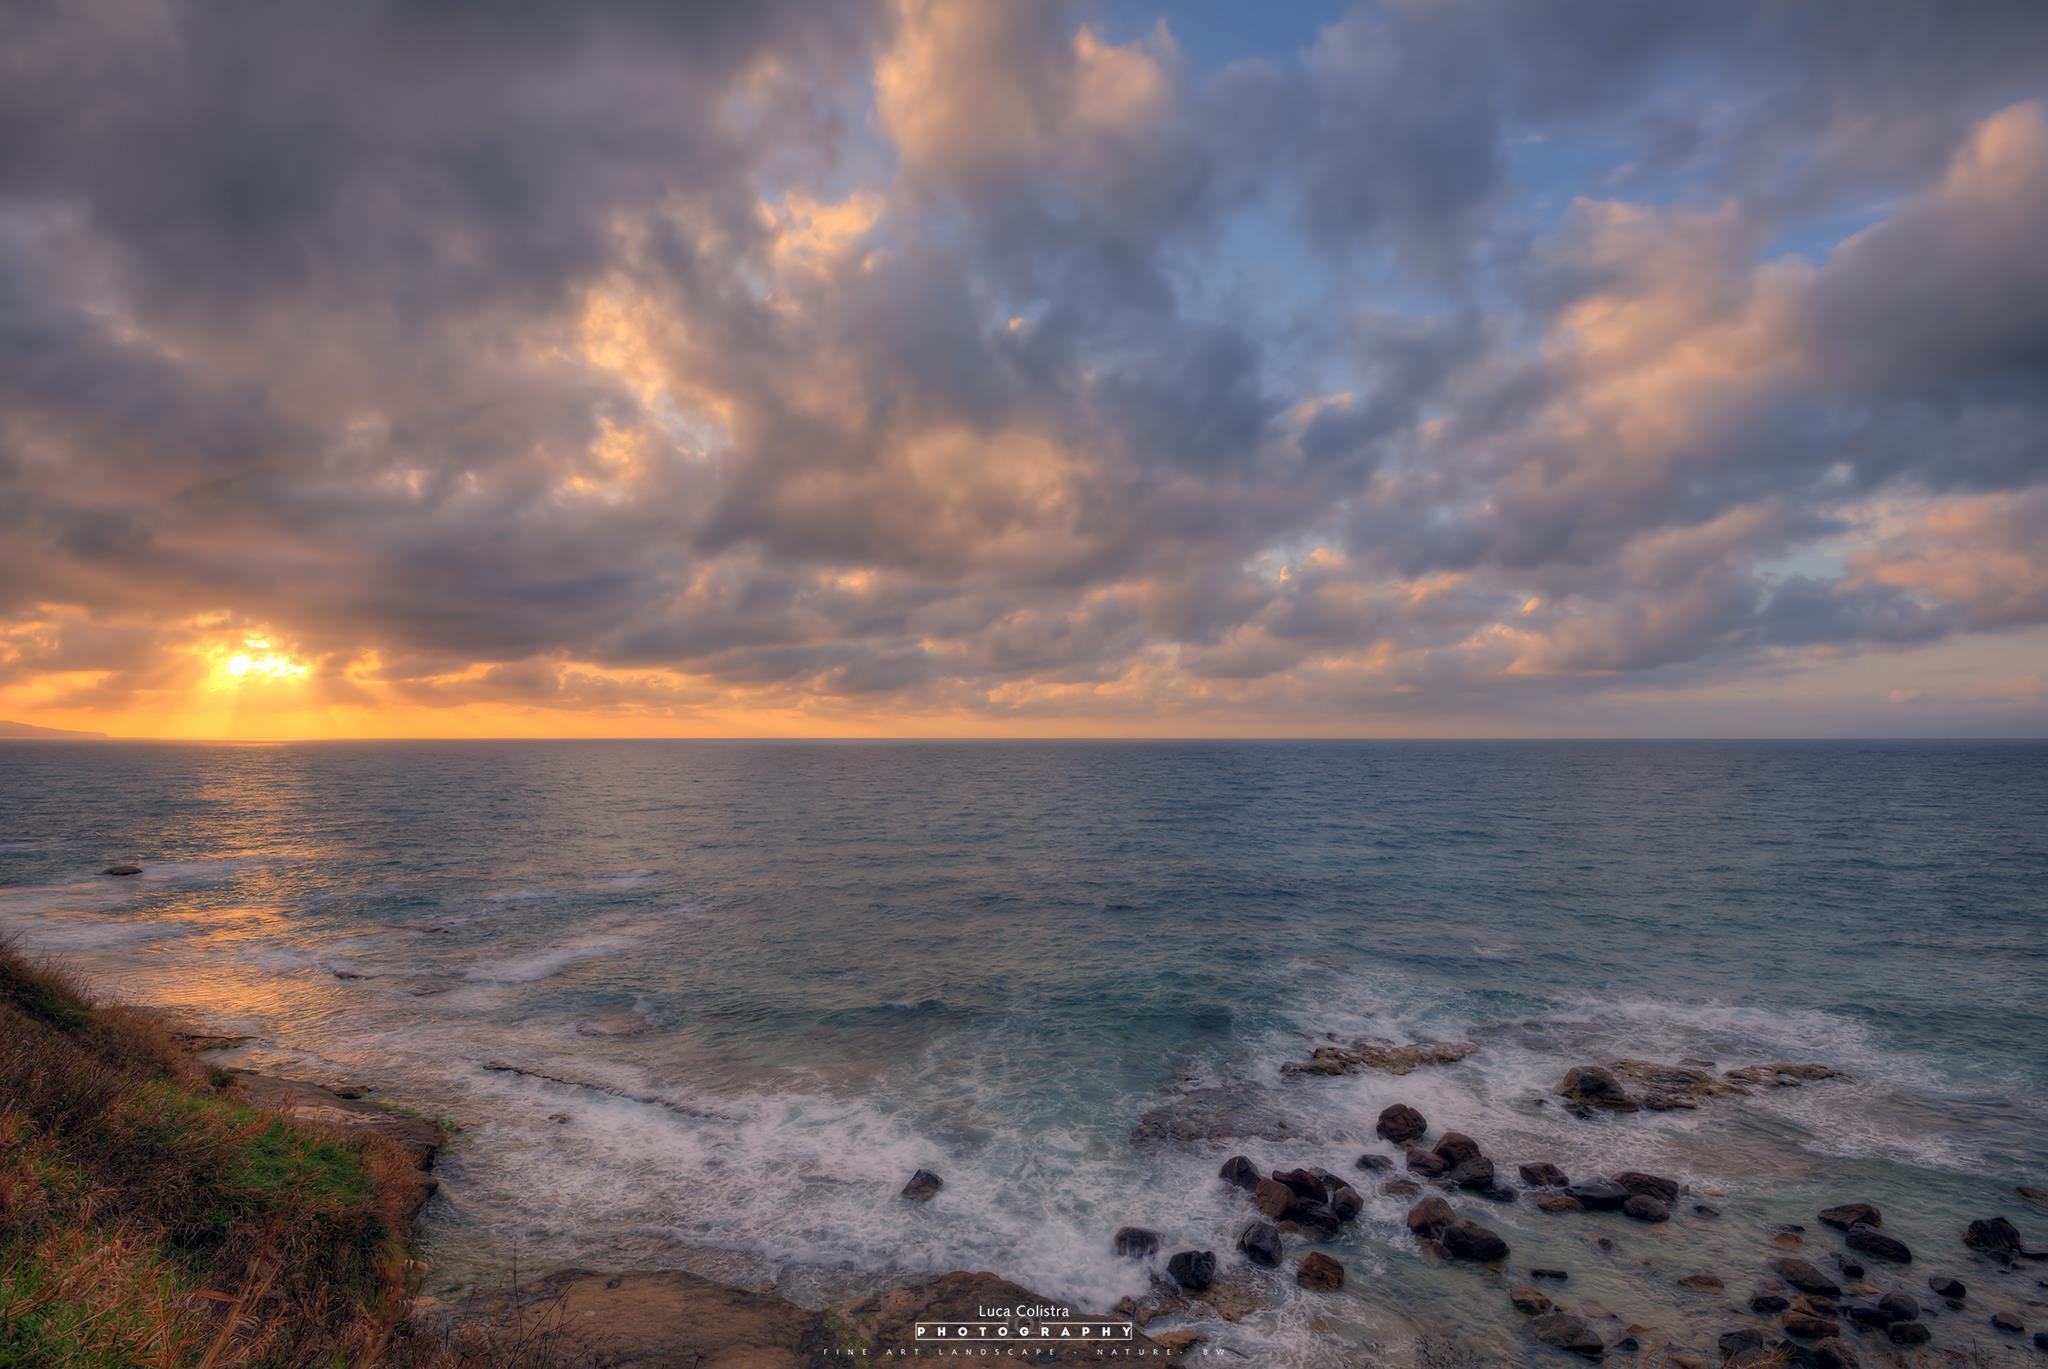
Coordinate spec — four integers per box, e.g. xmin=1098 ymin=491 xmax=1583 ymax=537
xmin=1556 ymin=1058 xmax=1842 ymax=1116
xmin=1283 ymin=1037 xmax=1477 ymax=1077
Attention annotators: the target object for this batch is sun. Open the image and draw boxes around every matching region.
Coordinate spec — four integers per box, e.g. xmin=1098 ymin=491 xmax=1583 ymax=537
xmin=213 ymin=635 xmax=309 ymax=683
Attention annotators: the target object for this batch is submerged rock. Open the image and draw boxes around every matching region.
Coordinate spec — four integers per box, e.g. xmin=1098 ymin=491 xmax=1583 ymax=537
xmin=1812 ymin=1337 xmax=1859 ymax=1369
xmin=1519 ymin=1161 xmax=1568 ymax=1188
xmin=1509 ymin=1283 xmax=1553 ymax=1315
xmin=1622 ymin=1194 xmax=1670 ymax=1223
xmin=1772 ymin=1258 xmax=1841 ymax=1297
xmin=1529 ymin=1310 xmax=1603 ymax=1357
xmin=1536 ymin=1194 xmax=1585 ymax=1213
xmin=1375 ymin=1103 xmax=1429 ymax=1144
xmin=1285 ymin=1038 xmax=1477 ymax=1077
xmin=1566 ymin=1176 xmax=1630 ymax=1210
xmin=101 ymin=863 xmax=142 ymax=876
xmin=1296 ymin=1251 xmax=1344 ymax=1291
xmin=900 ymin=1169 xmax=943 ymax=1201
xmin=1531 ymin=1267 xmax=1570 ymax=1281
xmin=1166 ymin=1249 xmax=1215 ymax=1291
xmin=1113 ymin=1226 xmax=1159 ymax=1258
xmin=1613 ymin=1171 xmax=1679 ymax=1203
xmin=1782 ymin=1313 xmax=1840 ymax=1339
xmin=1886 ymin=1320 xmax=1931 ymax=1345
xmin=1236 ymin=1221 xmax=1282 ymax=1268
xmin=1878 ymin=1292 xmax=1919 ymax=1322
xmin=1819 ymin=1202 xmax=1881 ymax=1230
xmin=1963 ymin=1216 xmax=2021 ymax=1251
xmin=1844 ymin=1224 xmax=1910 ymax=1264
xmin=1354 ymin=1153 xmax=1394 ymax=1172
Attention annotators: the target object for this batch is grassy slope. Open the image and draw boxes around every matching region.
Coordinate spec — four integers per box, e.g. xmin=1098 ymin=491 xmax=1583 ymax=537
xmin=0 ymin=942 xmax=421 ymax=1367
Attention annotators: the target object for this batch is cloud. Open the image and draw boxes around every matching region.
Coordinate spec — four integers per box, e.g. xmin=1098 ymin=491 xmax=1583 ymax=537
xmin=1 ymin=0 xmax=2045 ymax=736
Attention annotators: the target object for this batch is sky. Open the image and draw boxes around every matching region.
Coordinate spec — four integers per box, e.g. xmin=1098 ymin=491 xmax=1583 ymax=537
xmin=2 ymin=1 xmax=2046 ymax=740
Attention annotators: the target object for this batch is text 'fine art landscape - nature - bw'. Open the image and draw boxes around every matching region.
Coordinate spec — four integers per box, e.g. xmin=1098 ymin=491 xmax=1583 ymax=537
xmin=2 ymin=2 xmax=2047 ymax=1366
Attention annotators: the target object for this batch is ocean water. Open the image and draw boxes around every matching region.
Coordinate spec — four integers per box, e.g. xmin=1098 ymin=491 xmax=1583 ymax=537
xmin=3 ymin=740 xmax=2046 ymax=1363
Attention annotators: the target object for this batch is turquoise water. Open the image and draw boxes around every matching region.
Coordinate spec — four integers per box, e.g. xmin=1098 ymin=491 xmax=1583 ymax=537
xmin=4 ymin=740 xmax=2045 ymax=1362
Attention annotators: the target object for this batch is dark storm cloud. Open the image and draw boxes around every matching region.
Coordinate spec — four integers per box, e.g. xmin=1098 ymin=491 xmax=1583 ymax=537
xmin=2 ymin=0 xmax=2046 ymax=730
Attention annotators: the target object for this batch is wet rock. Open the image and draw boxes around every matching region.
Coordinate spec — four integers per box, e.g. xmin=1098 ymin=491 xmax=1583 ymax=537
xmin=1253 ymin=1179 xmax=1296 ymax=1219
xmin=1833 ymin=1255 xmax=1862 ymax=1279
xmin=1354 ymin=1153 xmax=1394 ymax=1172
xmin=1845 ymin=1305 xmax=1892 ymax=1330
xmin=1694 ymin=1203 xmax=1721 ymax=1217
xmin=1771 ymin=1259 xmax=1841 ymax=1297
xmin=2019 ymin=1184 xmax=2048 ymax=1211
xmin=1272 ymin=1168 xmax=1328 ymax=1203
xmin=1819 ymin=1203 xmax=1881 ymax=1230
xmin=1749 ymin=1292 xmax=1791 ymax=1314
xmin=1520 ymin=1161 xmax=1569 ymax=1188
xmin=1559 ymin=1064 xmax=1638 ymax=1112
xmin=1723 ymin=1062 xmax=1843 ymax=1088
xmin=101 ymin=864 xmax=142 ymax=876
xmin=2035 ymin=1330 xmax=2048 ymax=1351
xmin=1379 ymin=1179 xmax=1420 ymax=1197
xmin=1812 ymin=1337 xmax=1859 ymax=1369
xmin=1166 ymin=1249 xmax=1214 ymax=1291
xmin=1441 ymin=1220 xmax=1510 ymax=1262
xmin=1531 ymin=1267 xmax=1569 ymax=1281
xmin=1407 ymin=1196 xmax=1456 ymax=1238
xmin=1296 ymin=1251 xmax=1344 ymax=1291
xmin=1885 ymin=1320 xmax=1931 ymax=1346
xmin=1719 ymin=1329 xmax=1765 ymax=1357
xmin=1622 ymin=1194 xmax=1670 ymax=1223
xmin=1325 ymin=1181 xmax=1364 ymax=1221
xmin=1114 ymin=1226 xmax=1160 ymax=1258
xmin=1877 ymin=1292 xmax=1918 ymax=1322
xmin=1375 ymin=1103 xmax=1429 ymax=1144
xmin=1447 ymin=1156 xmax=1497 ymax=1191
xmin=1613 ymin=1172 xmax=1680 ymax=1204
xmin=901 ymin=1169 xmax=943 ymax=1201
xmin=1537 ymin=1194 xmax=1585 ymax=1213
xmin=1782 ymin=1314 xmax=1840 ymax=1339
xmin=1927 ymin=1274 xmax=1966 ymax=1299
xmin=1278 ymin=1203 xmax=1343 ymax=1240
xmin=1964 ymin=1216 xmax=2021 ymax=1251
xmin=1286 ymin=1038 xmax=1477 ymax=1077
xmin=1771 ymin=1232 xmax=1805 ymax=1248
xmin=1789 ymin=1293 xmax=1838 ymax=1317
xmin=1991 ymin=1310 xmax=2024 ymax=1333
xmin=1509 ymin=1284 xmax=1554 ymax=1315
xmin=1406 ymin=1147 xmax=1450 ymax=1177
xmin=1567 ymin=1176 xmax=1631 ymax=1210
xmin=1677 ymin=1273 xmax=1723 ymax=1291
xmin=1844 ymin=1224 xmax=1910 ymax=1264
xmin=1433 ymin=1132 xmax=1485 ymax=1166
xmin=1219 ymin=1155 xmax=1261 ymax=1191
xmin=1477 ymin=1182 xmax=1519 ymax=1204
xmin=1236 ymin=1221 xmax=1282 ymax=1268
xmin=1528 ymin=1311 xmax=1604 ymax=1357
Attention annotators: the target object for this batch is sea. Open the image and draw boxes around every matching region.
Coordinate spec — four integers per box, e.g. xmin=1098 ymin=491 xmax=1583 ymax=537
xmin=3 ymin=740 xmax=2045 ymax=1364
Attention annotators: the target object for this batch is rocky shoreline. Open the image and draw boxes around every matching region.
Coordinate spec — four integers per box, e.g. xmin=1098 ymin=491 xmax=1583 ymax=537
xmin=183 ymin=1022 xmax=2048 ymax=1367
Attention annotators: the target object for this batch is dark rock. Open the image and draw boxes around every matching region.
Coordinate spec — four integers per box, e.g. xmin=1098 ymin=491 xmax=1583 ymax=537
xmin=1991 ymin=1310 xmax=2024 ymax=1333
xmin=1531 ymin=1267 xmax=1569 ymax=1281
xmin=2018 ymin=1184 xmax=2048 ymax=1211
xmin=1529 ymin=1311 xmax=1604 ymax=1357
xmin=1833 ymin=1255 xmax=1863 ymax=1278
xmin=1407 ymin=1196 xmax=1456 ymax=1238
xmin=1278 ymin=1202 xmax=1342 ymax=1239
xmin=1509 ymin=1283 xmax=1554 ymax=1315
xmin=1927 ymin=1274 xmax=1965 ymax=1299
xmin=1622 ymin=1194 xmax=1670 ymax=1223
xmin=1166 ymin=1249 xmax=1214 ymax=1291
xmin=1613 ymin=1171 xmax=1680 ymax=1204
xmin=1812 ymin=1337 xmax=1859 ymax=1369
xmin=101 ymin=864 xmax=142 ymax=876
xmin=1325 ymin=1181 xmax=1364 ymax=1221
xmin=1447 ymin=1155 xmax=1497 ymax=1190
xmin=901 ymin=1169 xmax=943 ymax=1201
xmin=1354 ymin=1153 xmax=1393 ymax=1172
xmin=1536 ymin=1194 xmax=1584 ymax=1213
xmin=1566 ymin=1176 xmax=1631 ymax=1210
xmin=1296 ymin=1251 xmax=1343 ymax=1291
xmin=1877 ymin=1292 xmax=1918 ymax=1322
xmin=1236 ymin=1221 xmax=1282 ymax=1268
xmin=1845 ymin=1306 xmax=1892 ymax=1329
xmin=1677 ymin=1273 xmax=1723 ymax=1291
xmin=1375 ymin=1103 xmax=1428 ymax=1144
xmin=1964 ymin=1216 xmax=2021 ymax=1251
xmin=1885 ymin=1320 xmax=1931 ymax=1345
xmin=1433 ymin=1131 xmax=1484 ymax=1166
xmin=1405 ymin=1147 xmax=1450 ymax=1177
xmin=1286 ymin=1038 xmax=1476 ymax=1077
xmin=1845 ymin=1225 xmax=1910 ymax=1264
xmin=2034 ymin=1330 xmax=2048 ymax=1351
xmin=1782 ymin=1315 xmax=1840 ymax=1339
xmin=1113 ymin=1226 xmax=1159 ymax=1258
xmin=1772 ymin=1259 xmax=1841 ymax=1297
xmin=1253 ymin=1179 xmax=1295 ymax=1219
xmin=1719 ymin=1329 xmax=1765 ymax=1357
xmin=1694 ymin=1203 xmax=1721 ymax=1217
xmin=1750 ymin=1293 xmax=1791 ymax=1314
xmin=1440 ymin=1220 xmax=1510 ymax=1262
xmin=1272 ymin=1168 xmax=1328 ymax=1203
xmin=1379 ymin=1178 xmax=1420 ymax=1197
xmin=1520 ymin=1161 xmax=1569 ymax=1188
xmin=1477 ymin=1182 xmax=1519 ymax=1203
xmin=1819 ymin=1203 xmax=1881 ymax=1231
xmin=1219 ymin=1155 xmax=1261 ymax=1191
xmin=1559 ymin=1064 xmax=1638 ymax=1111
